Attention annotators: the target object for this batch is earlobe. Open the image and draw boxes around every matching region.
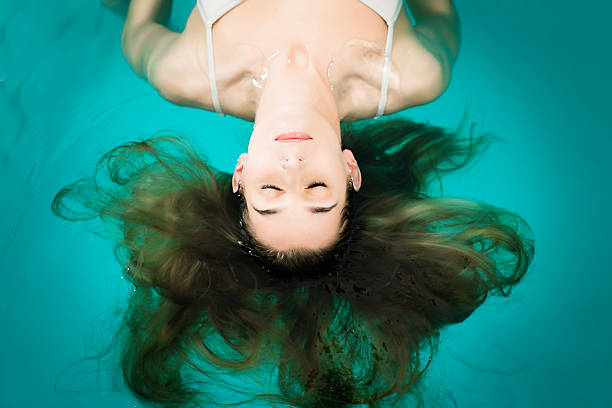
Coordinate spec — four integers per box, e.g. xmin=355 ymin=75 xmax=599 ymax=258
xmin=232 ymin=173 xmax=240 ymax=193
xmin=350 ymin=166 xmax=362 ymax=192
xmin=342 ymin=149 xmax=362 ymax=192
xmin=232 ymin=153 xmax=247 ymax=193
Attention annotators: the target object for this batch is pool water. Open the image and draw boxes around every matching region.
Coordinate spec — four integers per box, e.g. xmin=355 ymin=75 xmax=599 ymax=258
xmin=2 ymin=0 xmax=611 ymax=407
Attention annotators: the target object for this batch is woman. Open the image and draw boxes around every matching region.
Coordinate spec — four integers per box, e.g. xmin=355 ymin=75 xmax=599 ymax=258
xmin=53 ymin=118 xmax=534 ymax=407
xmin=107 ymin=0 xmax=461 ymax=253
xmin=55 ymin=2 xmax=532 ymax=405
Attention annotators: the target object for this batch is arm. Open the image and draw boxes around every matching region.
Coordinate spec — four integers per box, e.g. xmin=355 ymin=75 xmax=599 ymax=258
xmin=406 ymin=0 xmax=461 ymax=72
xmin=123 ymin=0 xmax=173 ymax=24
xmin=121 ymin=0 xmax=177 ymax=79
xmin=390 ymin=0 xmax=461 ymax=109
xmin=117 ymin=1 xmax=212 ymax=109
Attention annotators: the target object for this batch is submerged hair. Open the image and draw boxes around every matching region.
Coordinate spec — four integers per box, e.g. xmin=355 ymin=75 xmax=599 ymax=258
xmin=52 ymin=118 xmax=534 ymax=407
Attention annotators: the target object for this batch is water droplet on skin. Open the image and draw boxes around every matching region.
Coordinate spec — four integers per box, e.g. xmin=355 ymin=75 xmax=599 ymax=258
xmin=327 ymin=58 xmax=336 ymax=91
xmin=251 ymin=51 xmax=277 ymax=90
xmin=327 ymin=59 xmax=335 ymax=77
xmin=252 ymin=66 xmax=268 ymax=89
xmin=266 ymin=50 xmax=280 ymax=62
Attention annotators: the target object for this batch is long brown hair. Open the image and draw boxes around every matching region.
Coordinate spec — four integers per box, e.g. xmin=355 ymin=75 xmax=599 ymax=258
xmin=52 ymin=118 xmax=534 ymax=407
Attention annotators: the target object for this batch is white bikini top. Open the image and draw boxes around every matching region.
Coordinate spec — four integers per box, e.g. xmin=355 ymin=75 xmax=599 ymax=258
xmin=196 ymin=0 xmax=403 ymax=118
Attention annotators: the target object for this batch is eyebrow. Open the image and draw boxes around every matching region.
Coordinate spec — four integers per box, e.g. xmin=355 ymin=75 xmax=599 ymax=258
xmin=253 ymin=202 xmax=338 ymax=215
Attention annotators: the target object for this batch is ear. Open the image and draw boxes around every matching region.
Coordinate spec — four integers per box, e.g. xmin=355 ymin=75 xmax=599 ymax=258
xmin=342 ymin=149 xmax=362 ymax=192
xmin=232 ymin=153 xmax=248 ymax=193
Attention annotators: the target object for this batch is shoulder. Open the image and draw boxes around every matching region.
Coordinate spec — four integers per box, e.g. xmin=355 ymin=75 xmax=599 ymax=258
xmin=148 ymin=36 xmax=212 ymax=109
xmin=334 ymin=13 xmax=449 ymax=120
xmin=386 ymin=12 xmax=450 ymax=112
xmin=148 ymin=8 xmax=258 ymax=119
xmin=147 ymin=12 xmax=214 ymax=110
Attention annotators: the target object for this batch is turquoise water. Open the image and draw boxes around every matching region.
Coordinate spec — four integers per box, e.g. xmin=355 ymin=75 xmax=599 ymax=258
xmin=2 ymin=0 xmax=611 ymax=407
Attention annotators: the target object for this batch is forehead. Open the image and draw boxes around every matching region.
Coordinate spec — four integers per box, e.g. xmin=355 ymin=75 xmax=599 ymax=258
xmin=244 ymin=202 xmax=345 ymax=251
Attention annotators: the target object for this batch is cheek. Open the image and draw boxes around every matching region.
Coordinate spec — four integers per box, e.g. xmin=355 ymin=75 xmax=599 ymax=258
xmin=243 ymin=155 xmax=267 ymax=175
xmin=316 ymin=153 xmax=347 ymax=175
xmin=316 ymin=157 xmax=348 ymax=191
xmin=242 ymin=159 xmax=275 ymax=186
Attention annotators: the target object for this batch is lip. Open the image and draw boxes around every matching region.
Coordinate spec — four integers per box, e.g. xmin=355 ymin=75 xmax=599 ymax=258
xmin=275 ymin=132 xmax=313 ymax=143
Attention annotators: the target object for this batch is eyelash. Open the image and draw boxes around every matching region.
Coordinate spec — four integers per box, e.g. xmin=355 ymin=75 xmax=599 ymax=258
xmin=261 ymin=182 xmax=327 ymax=190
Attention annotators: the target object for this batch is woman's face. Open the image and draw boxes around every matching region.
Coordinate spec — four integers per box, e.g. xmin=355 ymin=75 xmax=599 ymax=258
xmin=232 ymin=107 xmax=361 ymax=251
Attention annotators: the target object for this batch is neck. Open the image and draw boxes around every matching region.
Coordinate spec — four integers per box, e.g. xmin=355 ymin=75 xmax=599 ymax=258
xmin=251 ymin=44 xmax=341 ymax=144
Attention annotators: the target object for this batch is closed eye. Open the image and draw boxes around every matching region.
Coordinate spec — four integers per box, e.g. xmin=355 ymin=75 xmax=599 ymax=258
xmin=307 ymin=182 xmax=327 ymax=189
xmin=262 ymin=184 xmax=282 ymax=190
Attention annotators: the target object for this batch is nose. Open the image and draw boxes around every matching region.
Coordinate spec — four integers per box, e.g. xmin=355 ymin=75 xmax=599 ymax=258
xmin=281 ymin=155 xmax=305 ymax=168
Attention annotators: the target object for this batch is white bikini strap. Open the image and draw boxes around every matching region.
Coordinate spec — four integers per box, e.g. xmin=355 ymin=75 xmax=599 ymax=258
xmin=205 ymin=23 xmax=223 ymax=115
xmin=374 ymin=1 xmax=402 ymax=119
xmin=196 ymin=0 xmax=224 ymax=115
xmin=375 ymin=23 xmax=394 ymax=119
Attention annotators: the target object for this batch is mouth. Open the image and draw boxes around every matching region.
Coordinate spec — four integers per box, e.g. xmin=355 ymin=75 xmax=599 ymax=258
xmin=275 ymin=132 xmax=313 ymax=143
